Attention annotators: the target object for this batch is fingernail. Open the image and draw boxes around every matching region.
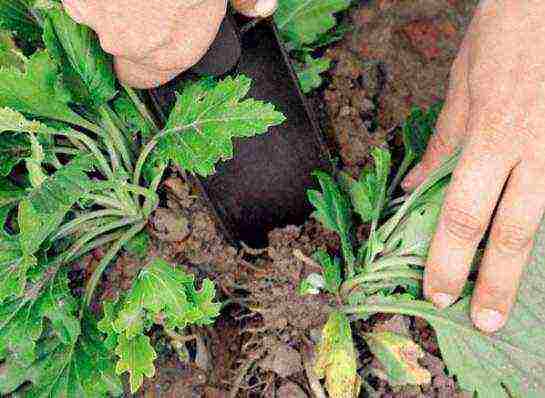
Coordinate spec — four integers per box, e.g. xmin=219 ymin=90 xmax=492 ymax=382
xmin=402 ymin=163 xmax=423 ymax=191
xmin=431 ymin=293 xmax=455 ymax=309
xmin=255 ymin=0 xmax=277 ymax=17
xmin=473 ymin=309 xmax=504 ymax=333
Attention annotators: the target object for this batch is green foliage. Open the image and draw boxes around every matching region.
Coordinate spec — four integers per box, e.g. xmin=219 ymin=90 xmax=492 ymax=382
xmin=156 ymin=76 xmax=285 ymax=176
xmin=275 ymin=0 xmax=352 ymax=50
xmin=296 ymin=55 xmax=331 ymax=93
xmin=402 ymin=104 xmax=442 ymax=165
xmin=97 ymin=258 xmax=221 ymax=393
xmin=309 ymin=171 xmax=355 ymax=274
xmin=0 ymin=5 xmax=278 ymax=395
xmin=43 ymin=5 xmax=116 ymax=107
xmin=276 ymin=0 xmax=352 ymax=93
xmin=0 ymin=0 xmax=41 ymax=44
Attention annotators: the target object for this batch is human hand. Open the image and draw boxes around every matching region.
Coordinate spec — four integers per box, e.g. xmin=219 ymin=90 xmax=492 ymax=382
xmin=402 ymin=0 xmax=545 ymax=333
xmin=62 ymin=0 xmax=277 ymax=88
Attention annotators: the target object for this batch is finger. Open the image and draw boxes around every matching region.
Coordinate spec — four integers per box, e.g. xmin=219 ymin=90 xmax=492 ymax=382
xmin=403 ymin=33 xmax=471 ymax=191
xmin=471 ymin=162 xmax=545 ymax=332
xmin=114 ymin=57 xmax=183 ymax=89
xmin=231 ymin=0 xmax=277 ymax=18
xmin=424 ymin=128 xmax=517 ymax=309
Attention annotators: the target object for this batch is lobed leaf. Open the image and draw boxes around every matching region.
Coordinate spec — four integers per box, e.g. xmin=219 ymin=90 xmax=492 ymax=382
xmin=0 ymin=0 xmax=41 ymax=43
xmin=18 ymin=154 xmax=93 ymax=254
xmin=115 ymin=334 xmax=156 ymax=394
xmin=296 ymin=55 xmax=331 ymax=93
xmin=157 ymin=75 xmax=285 ymax=176
xmin=0 ymin=50 xmax=92 ymax=128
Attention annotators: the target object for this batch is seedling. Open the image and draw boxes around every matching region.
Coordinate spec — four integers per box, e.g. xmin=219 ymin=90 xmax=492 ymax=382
xmin=302 ymin=105 xmax=545 ymax=398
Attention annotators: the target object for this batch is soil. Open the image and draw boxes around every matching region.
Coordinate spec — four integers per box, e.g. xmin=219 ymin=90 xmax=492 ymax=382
xmin=128 ymin=0 xmax=480 ymax=396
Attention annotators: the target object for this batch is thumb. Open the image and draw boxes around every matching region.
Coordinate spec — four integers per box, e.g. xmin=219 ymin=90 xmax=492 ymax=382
xmin=231 ymin=0 xmax=278 ymax=18
xmin=402 ymin=41 xmax=471 ymax=191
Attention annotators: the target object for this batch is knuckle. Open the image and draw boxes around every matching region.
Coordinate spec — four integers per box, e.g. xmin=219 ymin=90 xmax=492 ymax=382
xmin=442 ymin=206 xmax=485 ymax=243
xmin=493 ymin=223 xmax=533 ymax=255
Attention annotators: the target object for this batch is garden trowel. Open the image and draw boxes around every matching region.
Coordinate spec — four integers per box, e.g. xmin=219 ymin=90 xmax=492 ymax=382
xmin=148 ymin=13 xmax=330 ymax=247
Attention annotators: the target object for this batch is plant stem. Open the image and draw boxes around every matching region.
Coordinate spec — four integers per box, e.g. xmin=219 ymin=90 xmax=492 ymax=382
xmin=63 ymin=217 xmax=140 ymax=263
xmin=378 ymin=150 xmax=460 ymax=242
xmin=143 ymin=162 xmax=167 ymax=215
xmin=99 ymin=105 xmax=134 ymax=172
xmin=387 ymin=154 xmax=414 ymax=198
xmin=52 ymin=209 xmax=127 ymax=240
xmin=341 ymin=235 xmax=356 ymax=279
xmin=366 ymin=255 xmax=424 ymax=273
xmin=70 ymin=230 xmax=127 ymax=260
xmin=341 ymin=269 xmax=423 ymax=297
xmin=83 ymin=194 xmax=126 ymax=211
xmin=84 ymin=222 xmax=145 ymax=305
xmin=123 ymin=84 xmax=159 ymax=132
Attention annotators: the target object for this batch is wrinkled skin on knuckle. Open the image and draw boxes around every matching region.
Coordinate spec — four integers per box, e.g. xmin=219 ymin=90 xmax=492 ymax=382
xmin=442 ymin=206 xmax=485 ymax=244
xmin=491 ymin=223 xmax=534 ymax=255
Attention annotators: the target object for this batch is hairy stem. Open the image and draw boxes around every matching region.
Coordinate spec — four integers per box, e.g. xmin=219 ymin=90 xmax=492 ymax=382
xmin=123 ymin=84 xmax=159 ymax=133
xmin=84 ymin=222 xmax=146 ymax=305
xmin=52 ymin=209 xmax=127 ymax=240
xmin=99 ymin=105 xmax=134 ymax=172
xmin=63 ymin=218 xmax=141 ymax=263
xmin=341 ymin=268 xmax=423 ymax=297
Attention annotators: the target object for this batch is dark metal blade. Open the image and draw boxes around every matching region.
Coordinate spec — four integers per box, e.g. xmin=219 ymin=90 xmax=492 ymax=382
xmin=149 ymin=15 xmax=330 ymax=247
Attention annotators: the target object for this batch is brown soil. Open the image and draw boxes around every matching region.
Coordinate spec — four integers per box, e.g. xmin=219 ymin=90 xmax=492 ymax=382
xmin=137 ymin=1 xmax=480 ymax=397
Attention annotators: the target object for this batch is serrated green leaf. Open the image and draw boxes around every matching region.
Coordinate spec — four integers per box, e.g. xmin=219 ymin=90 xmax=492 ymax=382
xmin=342 ymin=147 xmax=391 ymax=224
xmin=18 ymin=154 xmax=93 ymax=254
xmin=275 ymin=0 xmax=351 ymax=50
xmin=157 ymin=75 xmax=285 ymax=176
xmin=0 ymin=133 xmax=31 ymax=176
xmin=43 ymin=6 xmax=116 ymax=107
xmin=0 ymin=247 xmax=34 ymax=302
xmin=315 ymin=311 xmax=360 ymax=398
xmin=296 ymin=55 xmax=331 ymax=93
xmin=115 ymin=334 xmax=156 ymax=394
xmin=314 ymin=250 xmax=341 ymax=294
xmin=366 ymin=332 xmax=431 ymax=386
xmin=0 ymin=50 xmax=92 ymax=128
xmin=309 ymin=171 xmax=355 ymax=269
xmin=185 ymin=278 xmax=222 ymax=326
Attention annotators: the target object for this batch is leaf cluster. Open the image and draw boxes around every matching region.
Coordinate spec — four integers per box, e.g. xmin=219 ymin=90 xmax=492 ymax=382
xmin=275 ymin=0 xmax=353 ymax=93
xmin=0 ymin=3 xmax=282 ymax=395
xmin=302 ymin=103 xmax=545 ymax=398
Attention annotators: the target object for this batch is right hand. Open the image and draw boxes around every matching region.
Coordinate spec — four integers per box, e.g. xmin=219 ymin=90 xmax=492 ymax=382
xmin=62 ymin=0 xmax=277 ymax=88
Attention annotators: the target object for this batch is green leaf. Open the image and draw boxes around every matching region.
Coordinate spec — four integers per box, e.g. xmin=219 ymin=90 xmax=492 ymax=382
xmin=43 ymin=6 xmax=116 ymax=107
xmin=113 ymin=93 xmax=154 ymax=141
xmin=115 ymin=334 xmax=156 ymax=394
xmin=309 ymin=170 xmax=355 ymax=269
xmin=0 ymin=246 xmax=34 ymax=302
xmin=18 ymin=154 xmax=93 ymax=254
xmin=0 ymin=133 xmax=31 ymax=176
xmin=342 ymin=147 xmax=391 ymax=224
xmin=0 ymin=0 xmax=41 ymax=43
xmin=366 ymin=332 xmax=431 ymax=386
xmin=1 ymin=311 xmax=123 ymax=398
xmin=314 ymin=311 xmax=360 ymax=398
xmin=0 ymin=50 xmax=93 ymax=128
xmin=402 ymin=103 xmax=442 ymax=165
xmin=296 ymin=55 xmax=331 ymax=93
xmin=275 ymin=0 xmax=351 ymax=50
xmin=0 ymin=269 xmax=79 ymax=371
xmin=385 ymin=183 xmax=446 ymax=256
xmin=157 ymin=75 xmax=285 ymax=176
xmin=314 ymin=249 xmax=341 ymax=294
xmin=351 ymin=219 xmax=545 ymax=398
xmin=0 ymin=30 xmax=25 ymax=69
